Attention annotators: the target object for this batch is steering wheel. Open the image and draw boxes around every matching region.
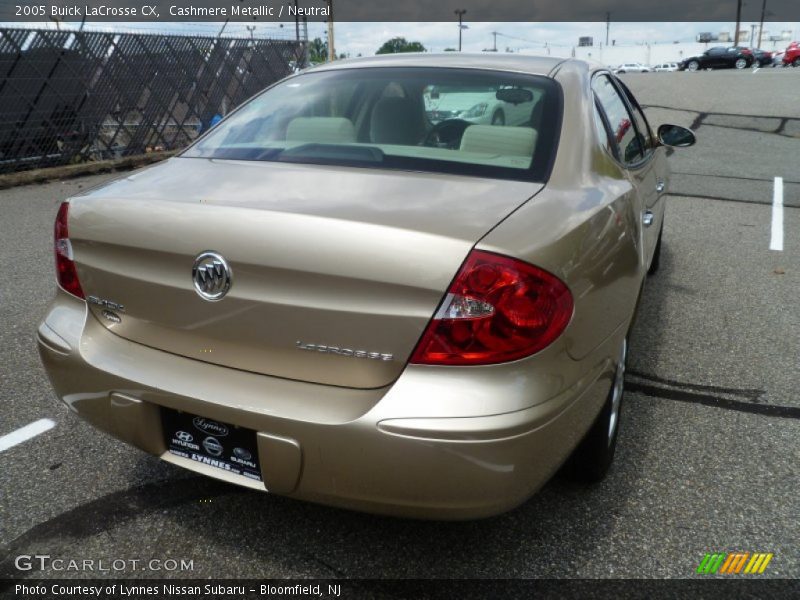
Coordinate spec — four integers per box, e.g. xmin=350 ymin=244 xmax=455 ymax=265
xmin=424 ymin=119 xmax=472 ymax=149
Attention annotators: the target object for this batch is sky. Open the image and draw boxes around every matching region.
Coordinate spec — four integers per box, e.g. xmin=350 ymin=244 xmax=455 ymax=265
xmin=5 ymin=20 xmax=798 ymax=55
xmin=317 ymin=22 xmax=799 ymax=55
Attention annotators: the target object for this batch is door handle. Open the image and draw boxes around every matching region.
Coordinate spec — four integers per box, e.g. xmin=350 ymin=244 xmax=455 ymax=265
xmin=643 ymin=210 xmax=654 ymax=227
xmin=656 ymin=179 xmax=665 ymax=193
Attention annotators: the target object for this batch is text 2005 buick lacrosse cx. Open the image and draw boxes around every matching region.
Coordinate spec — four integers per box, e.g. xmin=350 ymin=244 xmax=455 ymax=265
xmin=38 ymin=54 xmax=695 ymax=519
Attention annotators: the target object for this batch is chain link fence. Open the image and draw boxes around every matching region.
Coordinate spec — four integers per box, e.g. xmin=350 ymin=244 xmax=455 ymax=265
xmin=0 ymin=27 xmax=305 ymax=173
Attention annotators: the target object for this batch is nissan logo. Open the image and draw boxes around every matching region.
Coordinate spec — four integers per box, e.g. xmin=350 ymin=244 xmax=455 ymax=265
xmin=192 ymin=417 xmax=229 ymax=437
xmin=202 ymin=437 xmax=224 ymax=457
xmin=192 ymin=251 xmax=232 ymax=301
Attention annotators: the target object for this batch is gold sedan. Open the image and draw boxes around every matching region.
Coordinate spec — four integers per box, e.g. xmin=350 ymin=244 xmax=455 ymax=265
xmin=38 ymin=54 xmax=695 ymax=519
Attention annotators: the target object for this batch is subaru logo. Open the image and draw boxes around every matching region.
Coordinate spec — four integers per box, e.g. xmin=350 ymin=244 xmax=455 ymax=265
xmin=176 ymin=431 xmax=193 ymax=442
xmin=193 ymin=417 xmax=229 ymax=437
xmin=233 ymin=447 xmax=252 ymax=461
xmin=202 ymin=436 xmax=224 ymax=457
xmin=192 ymin=251 xmax=232 ymax=301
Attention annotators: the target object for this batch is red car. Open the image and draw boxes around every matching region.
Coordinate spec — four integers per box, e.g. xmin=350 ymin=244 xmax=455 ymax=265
xmin=783 ymin=42 xmax=800 ymax=67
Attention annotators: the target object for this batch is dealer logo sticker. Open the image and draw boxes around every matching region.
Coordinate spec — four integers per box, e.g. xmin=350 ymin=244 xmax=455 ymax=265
xmin=202 ymin=437 xmax=224 ymax=457
xmin=176 ymin=431 xmax=193 ymax=442
xmin=193 ymin=417 xmax=229 ymax=437
xmin=233 ymin=447 xmax=252 ymax=461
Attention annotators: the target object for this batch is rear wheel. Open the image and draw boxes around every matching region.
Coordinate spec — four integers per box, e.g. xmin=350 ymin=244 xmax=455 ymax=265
xmin=735 ymin=58 xmax=747 ymax=69
xmin=687 ymin=60 xmax=699 ymax=72
xmin=793 ymin=57 xmax=800 ymax=67
xmin=563 ymin=338 xmax=627 ymax=482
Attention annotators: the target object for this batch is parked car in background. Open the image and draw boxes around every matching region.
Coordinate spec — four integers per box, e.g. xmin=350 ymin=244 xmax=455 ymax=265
xmin=423 ymin=85 xmax=536 ymax=126
xmin=37 ymin=54 xmax=696 ymax=519
xmin=679 ymin=46 xmax=755 ymax=70
xmin=614 ymin=63 xmax=651 ymax=73
xmin=783 ymin=41 xmax=800 ymax=67
xmin=750 ymin=49 xmax=773 ymax=67
xmin=772 ymin=51 xmax=785 ymax=67
xmin=653 ymin=63 xmax=679 ymax=72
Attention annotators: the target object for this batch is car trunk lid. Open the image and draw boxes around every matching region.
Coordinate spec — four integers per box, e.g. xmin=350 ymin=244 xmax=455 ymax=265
xmin=68 ymin=157 xmax=542 ymax=388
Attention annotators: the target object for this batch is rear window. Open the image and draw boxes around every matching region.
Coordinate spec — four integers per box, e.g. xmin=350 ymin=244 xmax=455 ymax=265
xmin=183 ymin=67 xmax=562 ymax=183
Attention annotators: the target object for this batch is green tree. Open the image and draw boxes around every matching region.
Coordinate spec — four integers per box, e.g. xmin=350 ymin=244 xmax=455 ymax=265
xmin=376 ymin=37 xmax=426 ymax=55
xmin=308 ymin=37 xmax=328 ymax=63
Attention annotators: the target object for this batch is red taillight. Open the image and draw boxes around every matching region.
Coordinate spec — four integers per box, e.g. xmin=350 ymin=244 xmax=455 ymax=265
xmin=410 ymin=250 xmax=573 ymax=366
xmin=54 ymin=202 xmax=84 ymax=299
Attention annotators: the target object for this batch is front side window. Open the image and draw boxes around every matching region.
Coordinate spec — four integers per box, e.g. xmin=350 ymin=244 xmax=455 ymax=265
xmin=183 ymin=67 xmax=562 ymax=182
xmin=592 ymin=74 xmax=642 ymax=165
xmin=615 ymin=78 xmax=654 ymax=156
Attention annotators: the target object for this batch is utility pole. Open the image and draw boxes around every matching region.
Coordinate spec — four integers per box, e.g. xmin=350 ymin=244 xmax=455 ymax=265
xmin=750 ymin=23 xmax=756 ymax=47
xmin=246 ymin=25 xmax=256 ymax=41
xmin=734 ymin=0 xmax=742 ymax=45
xmin=326 ymin=0 xmax=335 ymax=61
xmin=302 ymin=16 xmax=309 ymax=67
xmin=455 ymin=9 xmax=466 ymax=52
xmin=294 ymin=0 xmax=300 ymax=44
xmin=606 ymin=12 xmax=610 ymax=46
xmin=757 ymin=0 xmax=767 ymax=48
xmin=492 ymin=31 xmax=498 ymax=52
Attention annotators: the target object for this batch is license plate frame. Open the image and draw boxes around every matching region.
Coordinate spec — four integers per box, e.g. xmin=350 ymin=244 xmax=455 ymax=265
xmin=161 ymin=407 xmax=262 ymax=482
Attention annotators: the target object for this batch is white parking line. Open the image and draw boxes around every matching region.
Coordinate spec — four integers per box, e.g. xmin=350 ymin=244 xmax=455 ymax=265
xmin=0 ymin=418 xmax=56 ymax=453
xmin=770 ymin=177 xmax=784 ymax=251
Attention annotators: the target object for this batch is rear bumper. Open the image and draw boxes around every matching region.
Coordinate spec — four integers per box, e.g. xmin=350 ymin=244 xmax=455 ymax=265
xmin=37 ymin=289 xmax=618 ymax=519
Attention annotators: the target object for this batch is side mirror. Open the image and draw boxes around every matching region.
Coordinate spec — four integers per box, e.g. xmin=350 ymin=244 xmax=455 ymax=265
xmin=657 ymin=124 xmax=696 ymax=148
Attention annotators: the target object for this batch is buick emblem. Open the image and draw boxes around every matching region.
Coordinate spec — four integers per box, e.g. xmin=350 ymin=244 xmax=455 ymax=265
xmin=192 ymin=251 xmax=232 ymax=301
xmin=202 ymin=436 xmax=224 ymax=457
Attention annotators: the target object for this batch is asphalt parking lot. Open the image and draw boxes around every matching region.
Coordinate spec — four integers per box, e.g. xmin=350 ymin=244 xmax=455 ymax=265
xmin=1 ymin=69 xmax=798 ymax=581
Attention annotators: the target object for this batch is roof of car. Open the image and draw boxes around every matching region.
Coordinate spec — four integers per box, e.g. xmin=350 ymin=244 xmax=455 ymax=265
xmin=304 ymin=53 xmax=581 ymax=77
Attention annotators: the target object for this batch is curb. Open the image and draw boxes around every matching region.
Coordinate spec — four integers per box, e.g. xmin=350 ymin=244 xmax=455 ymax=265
xmin=0 ymin=151 xmax=177 ymax=190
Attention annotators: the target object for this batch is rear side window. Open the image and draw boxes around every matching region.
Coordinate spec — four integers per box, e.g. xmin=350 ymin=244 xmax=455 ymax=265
xmin=592 ymin=74 xmax=642 ymax=165
xmin=184 ymin=67 xmax=562 ymax=183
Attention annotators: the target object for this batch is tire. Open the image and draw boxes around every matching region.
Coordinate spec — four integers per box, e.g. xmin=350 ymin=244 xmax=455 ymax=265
xmin=648 ymin=223 xmax=663 ymax=275
xmin=491 ymin=110 xmax=505 ymax=126
xmin=735 ymin=58 xmax=747 ymax=69
xmin=617 ymin=70 xmax=626 ymax=74
xmin=793 ymin=57 xmax=800 ymax=67
xmin=563 ymin=338 xmax=627 ymax=483
xmin=687 ymin=61 xmax=699 ymax=72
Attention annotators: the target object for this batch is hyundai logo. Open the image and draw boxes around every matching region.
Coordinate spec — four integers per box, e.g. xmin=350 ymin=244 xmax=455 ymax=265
xmin=192 ymin=251 xmax=232 ymax=301
xmin=202 ymin=436 xmax=224 ymax=457
xmin=176 ymin=431 xmax=193 ymax=442
xmin=193 ymin=417 xmax=229 ymax=437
